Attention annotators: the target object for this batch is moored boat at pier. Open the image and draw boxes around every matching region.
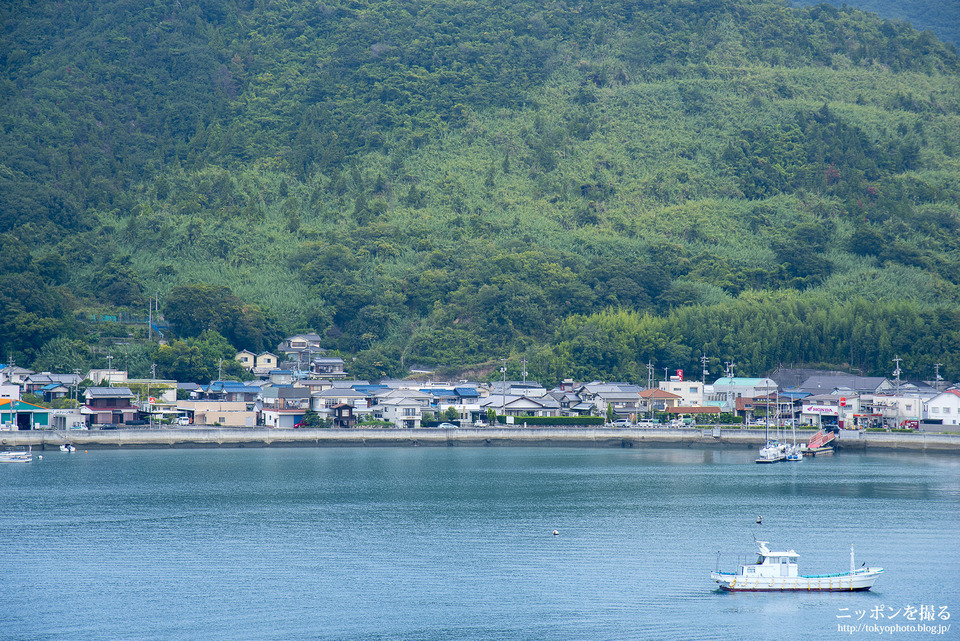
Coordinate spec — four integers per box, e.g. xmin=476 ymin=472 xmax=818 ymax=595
xmin=0 ymin=449 xmax=33 ymax=463
xmin=756 ymin=440 xmax=786 ymax=463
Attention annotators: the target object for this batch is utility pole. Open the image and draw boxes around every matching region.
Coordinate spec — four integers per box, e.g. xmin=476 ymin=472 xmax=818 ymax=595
xmin=646 ymin=361 xmax=654 ymax=421
xmin=218 ymin=358 xmax=223 ymax=381
xmin=663 ymin=367 xmax=669 ymax=385
xmin=500 ymin=358 xmax=507 ymax=419
xmin=521 ymin=358 xmax=528 ymax=387
xmin=934 ymin=363 xmax=943 ymax=392
xmin=893 ymin=355 xmax=902 ymax=428
xmin=701 ymin=354 xmax=709 ymax=384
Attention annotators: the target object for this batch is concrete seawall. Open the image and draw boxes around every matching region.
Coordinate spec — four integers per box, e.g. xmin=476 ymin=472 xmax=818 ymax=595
xmin=2 ymin=427 xmax=959 ymax=452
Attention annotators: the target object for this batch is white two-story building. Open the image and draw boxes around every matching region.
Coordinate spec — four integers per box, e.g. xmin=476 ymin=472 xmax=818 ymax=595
xmin=924 ymin=389 xmax=960 ymax=427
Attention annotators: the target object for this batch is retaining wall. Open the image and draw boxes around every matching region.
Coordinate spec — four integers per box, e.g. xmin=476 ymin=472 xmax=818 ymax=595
xmin=2 ymin=427 xmax=958 ymax=452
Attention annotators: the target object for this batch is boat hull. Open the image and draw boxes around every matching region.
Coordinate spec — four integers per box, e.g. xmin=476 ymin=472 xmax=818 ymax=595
xmin=0 ymin=454 xmax=32 ymax=463
xmin=711 ymin=571 xmax=882 ymax=592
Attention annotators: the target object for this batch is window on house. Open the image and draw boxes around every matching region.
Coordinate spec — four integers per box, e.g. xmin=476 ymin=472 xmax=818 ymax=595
xmin=945 ymin=408 xmax=952 ymax=414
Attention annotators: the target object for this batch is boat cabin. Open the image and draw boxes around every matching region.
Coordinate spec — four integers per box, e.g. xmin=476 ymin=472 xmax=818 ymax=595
xmin=738 ymin=541 xmax=799 ymax=578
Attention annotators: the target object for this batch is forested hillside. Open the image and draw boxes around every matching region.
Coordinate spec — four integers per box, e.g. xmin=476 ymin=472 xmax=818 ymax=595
xmin=2 ymin=0 xmax=959 ymax=384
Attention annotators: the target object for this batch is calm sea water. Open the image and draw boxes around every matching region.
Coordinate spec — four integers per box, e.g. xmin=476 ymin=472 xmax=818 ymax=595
xmin=1 ymin=446 xmax=957 ymax=640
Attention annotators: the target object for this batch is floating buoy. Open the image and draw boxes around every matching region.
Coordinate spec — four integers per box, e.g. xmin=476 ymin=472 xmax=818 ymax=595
xmin=756 ymin=515 xmax=762 ymax=524
xmin=553 ymin=530 xmax=559 ymax=536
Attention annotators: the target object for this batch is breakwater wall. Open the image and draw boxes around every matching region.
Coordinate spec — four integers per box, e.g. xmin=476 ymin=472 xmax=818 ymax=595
xmin=2 ymin=428 xmax=959 ymax=452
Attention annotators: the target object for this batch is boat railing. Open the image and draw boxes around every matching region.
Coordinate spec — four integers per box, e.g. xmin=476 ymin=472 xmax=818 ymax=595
xmin=800 ymin=567 xmax=879 ymax=578
xmin=716 ymin=552 xmax=755 ymax=573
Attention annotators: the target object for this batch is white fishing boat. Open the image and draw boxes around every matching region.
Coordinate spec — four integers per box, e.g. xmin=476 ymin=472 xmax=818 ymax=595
xmin=711 ymin=540 xmax=883 ymax=592
xmin=59 ymin=444 xmax=76 ymax=452
xmin=0 ymin=449 xmax=33 ymax=463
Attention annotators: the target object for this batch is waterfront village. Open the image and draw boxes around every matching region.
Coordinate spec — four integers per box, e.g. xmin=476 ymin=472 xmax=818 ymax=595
xmin=1 ymin=333 xmax=958 ymax=433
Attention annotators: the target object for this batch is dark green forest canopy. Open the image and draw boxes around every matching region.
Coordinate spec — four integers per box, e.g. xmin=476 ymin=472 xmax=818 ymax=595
xmin=1 ymin=0 xmax=959 ymax=383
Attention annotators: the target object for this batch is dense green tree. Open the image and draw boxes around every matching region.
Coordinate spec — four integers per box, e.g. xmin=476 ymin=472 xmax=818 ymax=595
xmin=164 ymin=284 xmax=243 ymax=340
xmin=153 ymin=330 xmax=248 ymax=382
xmin=31 ymin=338 xmax=89 ymax=373
xmin=300 ymin=409 xmax=322 ymax=427
xmin=92 ymin=257 xmax=146 ymax=308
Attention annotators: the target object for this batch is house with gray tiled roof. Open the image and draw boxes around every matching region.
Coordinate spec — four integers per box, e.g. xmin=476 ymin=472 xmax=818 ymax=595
xmin=311 ymin=356 xmax=346 ymax=379
xmin=0 ymin=365 xmax=34 ymax=386
xmin=374 ymin=397 xmax=424 ymax=428
xmin=23 ymin=372 xmax=83 ymax=394
xmin=277 ymin=333 xmax=328 ymax=367
xmin=479 ymin=393 xmax=561 ymax=418
xmin=313 ymin=386 xmax=370 ymax=410
xmin=576 ymin=382 xmax=642 ymax=418
xmin=793 ymin=375 xmax=892 ymax=395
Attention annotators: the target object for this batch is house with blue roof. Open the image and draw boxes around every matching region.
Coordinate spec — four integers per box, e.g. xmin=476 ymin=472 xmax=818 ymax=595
xmin=39 ymin=382 xmax=70 ymax=403
xmin=420 ymin=386 xmax=481 ymax=408
xmin=267 ymin=369 xmax=295 ymax=385
xmin=202 ymin=381 xmax=261 ymax=404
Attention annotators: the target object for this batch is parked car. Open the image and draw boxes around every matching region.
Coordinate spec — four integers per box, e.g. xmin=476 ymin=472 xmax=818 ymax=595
xmin=612 ymin=419 xmax=632 ymax=428
xmin=437 ymin=422 xmax=458 ymax=429
xmin=176 ymin=416 xmax=191 ymax=426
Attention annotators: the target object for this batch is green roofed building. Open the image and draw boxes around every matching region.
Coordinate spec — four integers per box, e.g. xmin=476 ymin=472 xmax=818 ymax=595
xmin=0 ymin=399 xmax=50 ymax=431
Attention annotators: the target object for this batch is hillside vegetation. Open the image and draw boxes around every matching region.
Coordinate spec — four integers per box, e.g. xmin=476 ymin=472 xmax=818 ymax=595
xmin=2 ymin=0 xmax=960 ymax=384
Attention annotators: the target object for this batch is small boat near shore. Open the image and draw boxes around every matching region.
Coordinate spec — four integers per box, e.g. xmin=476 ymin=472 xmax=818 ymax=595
xmin=0 ymin=449 xmax=33 ymax=463
xmin=756 ymin=440 xmax=786 ymax=463
xmin=711 ymin=540 xmax=882 ymax=592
